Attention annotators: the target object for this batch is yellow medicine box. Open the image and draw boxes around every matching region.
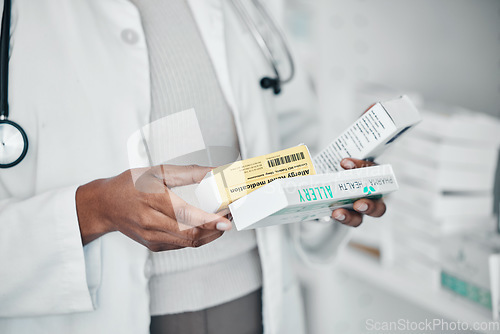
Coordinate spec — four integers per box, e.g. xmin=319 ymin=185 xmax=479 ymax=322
xmin=195 ymin=145 xmax=316 ymax=213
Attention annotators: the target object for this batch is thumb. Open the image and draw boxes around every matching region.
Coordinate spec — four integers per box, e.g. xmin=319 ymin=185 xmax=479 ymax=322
xmin=340 ymin=158 xmax=377 ymax=170
xmin=153 ymin=164 xmax=212 ymax=187
xmin=198 ymin=208 xmax=232 ymax=231
xmin=167 ymin=190 xmax=232 ymax=231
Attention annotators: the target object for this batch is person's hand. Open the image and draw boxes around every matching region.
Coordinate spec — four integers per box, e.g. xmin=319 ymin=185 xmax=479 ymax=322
xmin=330 ymin=158 xmax=387 ymax=227
xmin=76 ymin=165 xmax=231 ymax=251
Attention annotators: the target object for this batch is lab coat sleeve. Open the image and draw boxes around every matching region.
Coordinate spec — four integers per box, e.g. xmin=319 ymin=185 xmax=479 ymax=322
xmin=0 ymin=186 xmax=101 ymax=317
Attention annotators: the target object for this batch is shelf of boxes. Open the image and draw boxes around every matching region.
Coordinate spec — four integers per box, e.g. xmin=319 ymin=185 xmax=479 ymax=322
xmin=337 ymin=248 xmax=500 ymax=334
xmin=343 ymin=101 xmax=500 ymax=333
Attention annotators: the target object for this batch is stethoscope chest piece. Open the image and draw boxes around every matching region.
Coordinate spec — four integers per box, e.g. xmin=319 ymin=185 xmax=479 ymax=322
xmin=0 ymin=118 xmax=28 ymax=168
xmin=0 ymin=0 xmax=28 ymax=168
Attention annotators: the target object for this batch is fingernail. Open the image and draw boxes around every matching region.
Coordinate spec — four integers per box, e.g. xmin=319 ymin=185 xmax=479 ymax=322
xmin=355 ymin=203 xmax=368 ymax=212
xmin=333 ymin=213 xmax=345 ymax=221
xmin=342 ymin=159 xmax=356 ymax=169
xmin=216 ymin=222 xmax=231 ymax=231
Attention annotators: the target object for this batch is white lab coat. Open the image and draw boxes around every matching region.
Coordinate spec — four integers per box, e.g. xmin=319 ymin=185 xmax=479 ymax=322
xmin=0 ymin=0 xmax=351 ymax=333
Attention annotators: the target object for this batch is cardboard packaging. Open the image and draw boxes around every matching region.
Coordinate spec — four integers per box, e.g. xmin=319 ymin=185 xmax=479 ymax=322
xmin=413 ymin=108 xmax=500 ymax=146
xmin=440 ymin=230 xmax=500 ymax=311
xmin=314 ymin=95 xmax=421 ymax=173
xmin=195 ymin=145 xmax=315 ymax=213
xmin=385 ymin=134 xmax=499 ymax=169
xmin=229 ymin=165 xmax=398 ymax=231
xmin=387 ymin=153 xmax=497 ymax=192
xmin=392 ymin=182 xmax=494 ymax=218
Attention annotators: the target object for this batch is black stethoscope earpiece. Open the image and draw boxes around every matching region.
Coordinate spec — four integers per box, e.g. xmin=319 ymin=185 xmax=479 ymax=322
xmin=260 ymin=77 xmax=281 ymax=95
xmin=0 ymin=0 xmax=29 ymax=169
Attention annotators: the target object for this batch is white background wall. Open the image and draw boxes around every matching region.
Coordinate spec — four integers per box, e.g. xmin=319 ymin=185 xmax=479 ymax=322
xmin=287 ymin=0 xmax=500 ymax=121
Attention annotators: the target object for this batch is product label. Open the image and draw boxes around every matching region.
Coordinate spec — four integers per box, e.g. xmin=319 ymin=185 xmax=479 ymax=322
xmin=296 ymin=177 xmax=387 ymax=203
xmin=314 ymin=103 xmax=397 ymax=173
xmin=269 ymin=177 xmax=389 ymax=221
xmin=298 ymin=186 xmax=334 ymax=202
xmin=213 ymin=145 xmax=316 ymax=209
xmin=230 ymin=164 xmax=397 ymax=230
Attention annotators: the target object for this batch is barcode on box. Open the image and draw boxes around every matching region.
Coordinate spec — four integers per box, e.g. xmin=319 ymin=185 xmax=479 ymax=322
xmin=267 ymin=152 xmax=305 ymax=168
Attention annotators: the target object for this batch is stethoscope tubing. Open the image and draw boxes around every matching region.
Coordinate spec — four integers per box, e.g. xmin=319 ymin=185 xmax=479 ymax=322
xmin=250 ymin=0 xmax=295 ymax=85
xmin=0 ymin=0 xmax=11 ymax=119
xmin=229 ymin=0 xmax=295 ymax=88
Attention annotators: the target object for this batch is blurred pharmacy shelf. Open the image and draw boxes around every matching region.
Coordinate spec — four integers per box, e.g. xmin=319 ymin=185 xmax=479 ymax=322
xmin=336 ymin=248 xmax=500 ymax=334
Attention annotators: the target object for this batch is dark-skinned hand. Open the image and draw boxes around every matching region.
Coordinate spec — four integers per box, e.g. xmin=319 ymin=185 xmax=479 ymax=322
xmin=330 ymin=158 xmax=387 ymax=227
xmin=76 ymin=165 xmax=231 ymax=252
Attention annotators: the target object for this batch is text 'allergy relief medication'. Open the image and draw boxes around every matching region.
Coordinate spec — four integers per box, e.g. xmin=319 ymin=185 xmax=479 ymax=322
xmin=195 ymin=145 xmax=316 ymax=213
xmin=314 ymin=95 xmax=421 ymax=173
xmin=229 ymin=164 xmax=398 ymax=230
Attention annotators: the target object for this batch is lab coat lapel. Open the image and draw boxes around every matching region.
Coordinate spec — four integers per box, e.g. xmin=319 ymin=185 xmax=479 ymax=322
xmin=185 ymin=0 xmax=248 ymax=158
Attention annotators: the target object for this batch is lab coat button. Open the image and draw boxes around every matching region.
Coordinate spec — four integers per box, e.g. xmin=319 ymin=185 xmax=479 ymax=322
xmin=121 ymin=29 xmax=139 ymax=45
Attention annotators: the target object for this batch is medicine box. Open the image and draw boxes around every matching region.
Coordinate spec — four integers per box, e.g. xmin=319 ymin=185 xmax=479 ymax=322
xmin=314 ymin=95 xmax=421 ymax=173
xmin=229 ymin=165 xmax=398 ymax=231
xmin=195 ymin=145 xmax=315 ymax=213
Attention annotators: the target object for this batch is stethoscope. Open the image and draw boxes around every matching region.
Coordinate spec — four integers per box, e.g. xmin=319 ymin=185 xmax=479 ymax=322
xmin=0 ymin=0 xmax=296 ymax=168
xmin=229 ymin=0 xmax=295 ymax=95
xmin=0 ymin=0 xmax=28 ymax=169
